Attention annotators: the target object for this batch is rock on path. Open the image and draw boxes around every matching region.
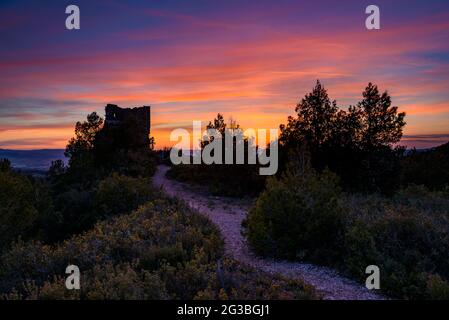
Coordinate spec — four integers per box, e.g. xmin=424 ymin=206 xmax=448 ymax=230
xmin=152 ymin=165 xmax=384 ymax=300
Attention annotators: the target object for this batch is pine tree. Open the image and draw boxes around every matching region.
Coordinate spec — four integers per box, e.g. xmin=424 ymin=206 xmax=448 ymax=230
xmin=357 ymin=83 xmax=406 ymax=150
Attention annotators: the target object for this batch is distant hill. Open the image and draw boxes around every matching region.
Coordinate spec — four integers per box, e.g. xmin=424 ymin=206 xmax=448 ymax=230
xmin=401 ymin=141 xmax=449 ymax=189
xmin=0 ymin=149 xmax=66 ymax=171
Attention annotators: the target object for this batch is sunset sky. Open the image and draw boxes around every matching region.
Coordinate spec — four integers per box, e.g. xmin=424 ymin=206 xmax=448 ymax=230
xmin=1 ymin=0 xmax=449 ymax=149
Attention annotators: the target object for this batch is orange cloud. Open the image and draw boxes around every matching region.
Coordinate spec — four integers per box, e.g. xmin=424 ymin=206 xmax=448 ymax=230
xmin=1 ymin=10 xmax=449 ymax=149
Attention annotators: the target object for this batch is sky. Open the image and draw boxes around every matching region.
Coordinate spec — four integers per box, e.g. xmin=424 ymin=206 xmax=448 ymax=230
xmin=1 ymin=0 xmax=449 ymax=150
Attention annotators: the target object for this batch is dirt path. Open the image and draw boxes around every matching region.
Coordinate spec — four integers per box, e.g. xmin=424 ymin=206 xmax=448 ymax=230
xmin=152 ymin=165 xmax=384 ymax=300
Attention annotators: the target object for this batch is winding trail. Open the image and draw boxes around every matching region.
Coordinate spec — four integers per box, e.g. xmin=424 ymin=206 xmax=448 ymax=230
xmin=153 ymin=165 xmax=384 ymax=300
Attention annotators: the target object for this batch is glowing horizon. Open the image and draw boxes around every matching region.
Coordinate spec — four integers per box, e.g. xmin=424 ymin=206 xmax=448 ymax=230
xmin=1 ymin=0 xmax=449 ymax=150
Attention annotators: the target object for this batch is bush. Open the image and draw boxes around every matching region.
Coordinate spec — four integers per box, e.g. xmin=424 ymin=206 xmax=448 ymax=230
xmin=0 ymin=168 xmax=38 ymax=247
xmin=243 ymin=168 xmax=346 ymax=264
xmin=0 ymin=198 xmax=317 ymax=300
xmin=394 ymin=184 xmax=449 ymax=214
xmin=426 ymin=275 xmax=449 ymax=300
xmin=401 ymin=142 xmax=449 ymax=191
xmin=0 ymin=160 xmax=54 ymax=249
xmin=167 ymin=164 xmax=265 ymax=197
xmin=43 ymin=173 xmax=157 ymax=243
xmin=94 ymin=173 xmax=156 ymax=218
xmin=343 ymin=194 xmax=449 ymax=299
xmin=244 ymin=169 xmax=449 ymax=299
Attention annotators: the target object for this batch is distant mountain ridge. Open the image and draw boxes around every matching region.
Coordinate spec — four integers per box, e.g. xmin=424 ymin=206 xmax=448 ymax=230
xmin=0 ymin=149 xmax=66 ymax=171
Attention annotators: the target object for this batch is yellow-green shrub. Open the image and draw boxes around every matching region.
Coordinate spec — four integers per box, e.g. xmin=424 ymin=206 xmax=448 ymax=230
xmin=1 ymin=197 xmax=316 ymax=300
xmin=244 ymin=168 xmax=346 ymax=264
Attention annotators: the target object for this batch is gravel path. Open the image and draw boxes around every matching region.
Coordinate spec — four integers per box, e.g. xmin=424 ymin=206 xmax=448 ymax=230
xmin=152 ymin=165 xmax=384 ymax=300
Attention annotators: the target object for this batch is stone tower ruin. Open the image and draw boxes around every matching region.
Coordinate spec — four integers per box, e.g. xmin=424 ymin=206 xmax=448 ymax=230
xmin=104 ymin=104 xmax=151 ymax=147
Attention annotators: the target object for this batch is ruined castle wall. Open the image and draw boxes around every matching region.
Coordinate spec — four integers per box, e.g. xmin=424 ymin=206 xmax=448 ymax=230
xmin=104 ymin=104 xmax=151 ymax=146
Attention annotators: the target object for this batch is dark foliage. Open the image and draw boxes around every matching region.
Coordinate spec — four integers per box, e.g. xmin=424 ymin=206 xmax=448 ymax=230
xmin=244 ymin=164 xmax=449 ymax=299
xmin=167 ymin=114 xmax=266 ymax=197
xmin=401 ymin=142 xmax=449 ymax=190
xmin=0 ymin=198 xmax=316 ymax=300
xmin=0 ymin=159 xmax=55 ymax=249
xmin=63 ymin=112 xmax=156 ymax=184
xmin=243 ymin=165 xmax=346 ymax=264
xmin=279 ymin=81 xmax=406 ymax=194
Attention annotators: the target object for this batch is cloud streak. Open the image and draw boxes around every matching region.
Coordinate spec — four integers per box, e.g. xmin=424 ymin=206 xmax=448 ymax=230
xmin=1 ymin=0 xmax=449 ymax=149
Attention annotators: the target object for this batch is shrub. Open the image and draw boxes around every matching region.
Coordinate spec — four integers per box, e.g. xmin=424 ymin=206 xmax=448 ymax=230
xmin=400 ymin=142 xmax=449 ymax=191
xmin=343 ymin=195 xmax=449 ymax=299
xmin=394 ymin=184 xmax=449 ymax=215
xmin=94 ymin=173 xmax=156 ymax=218
xmin=48 ymin=187 xmax=96 ymax=241
xmin=0 ymin=161 xmax=54 ymax=249
xmin=0 ymin=169 xmax=38 ymax=247
xmin=43 ymin=173 xmax=158 ymax=243
xmin=243 ymin=168 xmax=346 ymax=264
xmin=244 ymin=171 xmax=449 ymax=299
xmin=167 ymin=164 xmax=265 ymax=197
xmin=0 ymin=197 xmax=316 ymax=300
xmin=426 ymin=274 xmax=449 ymax=300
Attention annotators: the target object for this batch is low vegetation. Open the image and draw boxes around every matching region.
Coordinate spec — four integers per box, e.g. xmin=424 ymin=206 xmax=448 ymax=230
xmin=243 ymin=166 xmax=346 ymax=265
xmin=0 ymin=159 xmax=54 ymax=248
xmin=167 ymin=163 xmax=264 ymax=197
xmin=244 ymin=166 xmax=449 ymax=299
xmin=0 ymin=158 xmax=157 ymax=247
xmin=0 ymin=198 xmax=316 ymax=300
xmin=401 ymin=143 xmax=449 ymax=190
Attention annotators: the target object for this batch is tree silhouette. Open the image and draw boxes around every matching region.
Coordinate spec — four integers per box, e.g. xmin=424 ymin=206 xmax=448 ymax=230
xmin=206 ymin=113 xmax=227 ymax=135
xmin=279 ymin=81 xmax=406 ymax=193
xmin=280 ymin=80 xmax=338 ymax=148
xmin=64 ymin=112 xmax=103 ymax=178
xmin=169 ymin=113 xmax=265 ymax=197
xmin=357 ymin=83 xmax=406 ymax=150
xmin=65 ymin=112 xmax=103 ymax=158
